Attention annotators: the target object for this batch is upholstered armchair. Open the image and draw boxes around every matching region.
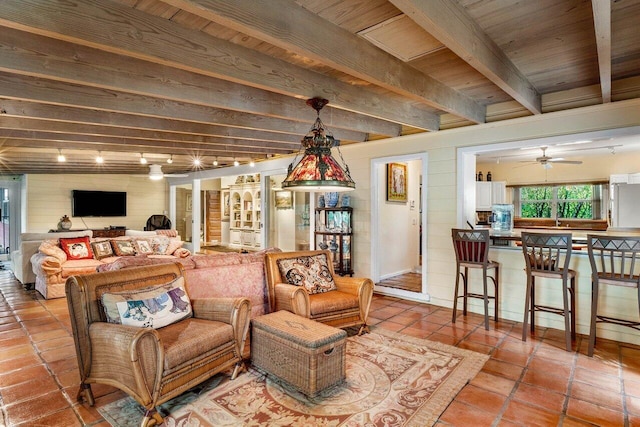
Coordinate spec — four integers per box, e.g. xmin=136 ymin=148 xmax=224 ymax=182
xmin=66 ymin=262 xmax=251 ymax=427
xmin=265 ymin=250 xmax=373 ymax=335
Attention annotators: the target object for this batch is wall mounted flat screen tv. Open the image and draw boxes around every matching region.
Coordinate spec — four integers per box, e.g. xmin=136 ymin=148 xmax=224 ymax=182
xmin=72 ymin=190 xmax=127 ymax=217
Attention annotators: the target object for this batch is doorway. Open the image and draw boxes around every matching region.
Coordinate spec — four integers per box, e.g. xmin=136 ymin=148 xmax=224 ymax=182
xmin=371 ymin=153 xmax=429 ymax=301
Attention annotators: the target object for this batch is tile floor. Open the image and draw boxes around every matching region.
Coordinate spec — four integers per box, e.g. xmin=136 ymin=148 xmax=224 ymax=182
xmin=1 ymin=269 xmax=639 ymax=426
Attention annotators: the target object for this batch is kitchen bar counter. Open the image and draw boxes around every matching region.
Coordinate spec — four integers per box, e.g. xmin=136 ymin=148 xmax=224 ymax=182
xmin=489 ymin=227 xmax=640 ymax=245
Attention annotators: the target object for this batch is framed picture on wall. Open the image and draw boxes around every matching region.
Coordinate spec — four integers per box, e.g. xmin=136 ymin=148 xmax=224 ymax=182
xmin=222 ymin=190 xmax=230 ymax=219
xmin=186 ymin=194 xmax=192 ymax=212
xmin=387 ymin=162 xmax=407 ymax=202
xmin=275 ymin=190 xmax=293 ymax=209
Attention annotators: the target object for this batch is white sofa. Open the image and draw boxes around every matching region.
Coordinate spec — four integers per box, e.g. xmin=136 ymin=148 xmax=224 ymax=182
xmin=11 ymin=230 xmax=93 ymax=287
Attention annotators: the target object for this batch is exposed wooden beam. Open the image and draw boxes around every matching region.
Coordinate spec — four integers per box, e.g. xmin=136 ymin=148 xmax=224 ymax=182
xmin=162 ymin=0 xmax=482 ymax=124
xmin=0 ymin=0 xmax=433 ymax=132
xmin=591 ymin=0 xmax=611 ymax=103
xmin=0 ymin=117 xmax=300 ymax=149
xmin=0 ymin=130 xmax=293 ymax=155
xmin=0 ymin=73 xmax=368 ymax=142
xmin=389 ymin=0 xmax=541 ymax=115
xmin=0 ymin=99 xmax=341 ymax=142
xmin=0 ymin=27 xmax=399 ymax=137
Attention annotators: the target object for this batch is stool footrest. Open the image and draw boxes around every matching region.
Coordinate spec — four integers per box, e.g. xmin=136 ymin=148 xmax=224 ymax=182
xmin=532 ymin=305 xmax=571 ymax=316
xmin=460 ymin=292 xmax=496 ymax=300
xmin=596 ymin=315 xmax=640 ymax=331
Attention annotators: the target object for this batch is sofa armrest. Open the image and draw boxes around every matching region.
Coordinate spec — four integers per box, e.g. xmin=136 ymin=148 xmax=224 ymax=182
xmin=273 ymin=283 xmax=310 ymax=317
xmin=172 ymin=247 xmax=191 ymax=258
xmin=192 ymin=297 xmax=251 ymax=356
xmin=88 ymin=322 xmax=163 ymax=406
xmin=31 ymin=253 xmax=62 ymax=276
xmin=334 ymin=276 xmax=374 ymax=323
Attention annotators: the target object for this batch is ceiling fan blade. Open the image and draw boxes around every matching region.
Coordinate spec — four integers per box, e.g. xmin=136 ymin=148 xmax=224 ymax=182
xmin=548 ymin=159 xmax=582 ymax=164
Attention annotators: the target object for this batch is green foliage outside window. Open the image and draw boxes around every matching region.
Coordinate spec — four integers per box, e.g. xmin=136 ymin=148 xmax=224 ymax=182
xmin=519 ymin=185 xmax=594 ymax=219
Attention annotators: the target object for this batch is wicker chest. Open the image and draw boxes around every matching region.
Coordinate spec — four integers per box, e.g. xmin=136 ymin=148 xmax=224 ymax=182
xmin=251 ymin=310 xmax=347 ymax=397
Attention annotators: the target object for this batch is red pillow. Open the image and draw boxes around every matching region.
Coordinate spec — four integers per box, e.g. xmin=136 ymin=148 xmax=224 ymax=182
xmin=59 ymin=236 xmax=94 ymax=260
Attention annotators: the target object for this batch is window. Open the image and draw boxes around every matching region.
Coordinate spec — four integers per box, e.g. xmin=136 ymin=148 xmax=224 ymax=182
xmin=516 ymin=184 xmax=604 ymax=219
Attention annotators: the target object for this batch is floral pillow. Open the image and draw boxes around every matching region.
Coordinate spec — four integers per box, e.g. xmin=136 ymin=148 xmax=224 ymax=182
xmin=111 ymin=239 xmax=136 ymax=256
xmin=149 ymin=236 xmax=170 ymax=255
xmin=59 ymin=236 xmax=94 ymax=260
xmin=91 ymin=240 xmax=114 ymax=260
xmin=277 ymin=253 xmax=337 ymax=295
xmin=101 ymin=277 xmax=192 ymax=329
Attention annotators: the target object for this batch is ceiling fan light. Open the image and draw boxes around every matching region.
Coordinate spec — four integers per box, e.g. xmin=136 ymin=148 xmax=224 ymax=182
xmin=148 ymin=164 xmax=164 ymax=180
xmin=542 ymin=163 xmax=553 ymax=169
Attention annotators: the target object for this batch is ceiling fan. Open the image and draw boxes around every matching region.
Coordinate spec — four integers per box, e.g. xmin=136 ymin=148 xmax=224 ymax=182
xmin=148 ymin=164 xmax=189 ymax=180
xmin=521 ymin=147 xmax=583 ymax=169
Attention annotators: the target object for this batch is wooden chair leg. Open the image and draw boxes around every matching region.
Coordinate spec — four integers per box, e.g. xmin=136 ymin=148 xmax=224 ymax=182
xmin=588 ymin=280 xmax=599 ymax=357
xmin=522 ymin=275 xmax=533 ymax=342
xmin=562 ymin=278 xmax=572 ymax=352
xmin=77 ymin=383 xmax=95 ymax=406
xmin=482 ymin=269 xmax=490 ymax=330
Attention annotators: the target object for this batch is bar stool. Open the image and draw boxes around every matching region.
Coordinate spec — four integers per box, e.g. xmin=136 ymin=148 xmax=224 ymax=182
xmin=521 ymin=232 xmax=576 ymax=352
xmin=451 ymin=228 xmax=499 ymax=330
xmin=586 ymin=234 xmax=640 ymax=357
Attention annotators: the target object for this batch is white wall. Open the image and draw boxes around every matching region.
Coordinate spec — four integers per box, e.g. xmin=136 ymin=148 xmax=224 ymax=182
xmin=25 ymin=174 xmax=167 ymax=232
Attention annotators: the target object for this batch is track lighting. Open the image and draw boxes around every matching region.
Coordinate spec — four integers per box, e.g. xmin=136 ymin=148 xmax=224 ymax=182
xmin=57 ymin=149 xmax=66 ymax=162
xmin=139 ymin=153 xmax=147 ymax=164
xmin=96 ymin=151 xmax=104 ymax=164
xmin=233 ymin=158 xmax=240 ymax=167
xmin=249 ymin=160 xmax=255 ymax=167
xmin=213 ymin=157 xmax=219 ymax=167
xmin=166 ymin=155 xmax=173 ymax=164
xmin=193 ymin=158 xmax=201 ymax=166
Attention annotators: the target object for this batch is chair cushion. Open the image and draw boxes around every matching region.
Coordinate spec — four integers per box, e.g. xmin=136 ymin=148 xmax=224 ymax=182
xmin=276 ymin=253 xmax=337 ymax=295
xmin=59 ymin=236 xmax=94 ymax=260
xmin=101 ymin=276 xmax=192 ymax=329
xmin=308 ymin=290 xmax=359 ymax=316
xmin=158 ymin=318 xmax=234 ymax=371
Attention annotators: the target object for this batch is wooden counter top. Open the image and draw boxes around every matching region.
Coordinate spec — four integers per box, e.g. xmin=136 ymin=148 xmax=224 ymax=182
xmin=490 ymin=228 xmax=640 ymax=244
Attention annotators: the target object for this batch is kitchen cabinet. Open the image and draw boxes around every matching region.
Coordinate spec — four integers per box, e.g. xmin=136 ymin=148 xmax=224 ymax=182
xmin=229 ymin=181 xmax=262 ymax=250
xmin=476 ymin=181 xmax=506 ymax=210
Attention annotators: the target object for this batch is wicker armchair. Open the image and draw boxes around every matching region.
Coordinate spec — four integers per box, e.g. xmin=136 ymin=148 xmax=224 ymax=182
xmin=66 ymin=263 xmax=251 ymax=427
xmin=265 ymin=250 xmax=373 ymax=335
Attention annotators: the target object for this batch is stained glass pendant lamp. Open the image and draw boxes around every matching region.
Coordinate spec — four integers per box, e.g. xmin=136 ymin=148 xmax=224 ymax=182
xmin=282 ymin=98 xmax=355 ymax=192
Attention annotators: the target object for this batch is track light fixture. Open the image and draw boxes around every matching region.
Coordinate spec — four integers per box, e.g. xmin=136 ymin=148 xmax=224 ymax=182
xmin=193 ymin=158 xmax=201 ymax=166
xmin=166 ymin=155 xmax=173 ymax=164
xmin=233 ymin=158 xmax=240 ymax=167
xmin=213 ymin=157 xmax=219 ymax=167
xmin=57 ymin=149 xmax=66 ymax=162
xmin=96 ymin=151 xmax=104 ymax=164
xmin=140 ymin=153 xmax=147 ymax=164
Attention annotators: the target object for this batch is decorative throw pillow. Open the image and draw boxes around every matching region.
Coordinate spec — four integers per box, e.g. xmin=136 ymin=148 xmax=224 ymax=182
xmin=111 ymin=239 xmax=136 ymax=256
xmin=59 ymin=236 xmax=94 ymax=260
xmin=39 ymin=240 xmax=68 ymax=262
xmin=277 ymin=254 xmax=337 ymax=295
xmin=149 ymin=236 xmax=170 ymax=255
xmin=132 ymin=238 xmax=153 ymax=255
xmin=101 ymin=277 xmax=192 ymax=329
xmin=91 ymin=240 xmax=114 ymax=260
xmin=165 ymin=237 xmax=183 ymax=255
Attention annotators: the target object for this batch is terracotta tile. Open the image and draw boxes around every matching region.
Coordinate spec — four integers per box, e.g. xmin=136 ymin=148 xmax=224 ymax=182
xmin=374 ymin=320 xmax=405 ymax=332
xmin=491 ymin=347 xmax=530 ymax=367
xmin=74 ymin=401 xmax=105 ymax=426
xmin=455 ymin=384 xmax=506 ymax=414
xmin=39 ymin=345 xmax=77 ymax=364
xmin=561 ymin=416 xmax=601 ymax=426
xmin=1 ymin=375 xmax=60 ymax=405
xmin=513 ymin=382 xmax=565 ymax=413
xmin=482 ymin=359 xmax=524 ymax=381
xmin=528 ymin=356 xmax=572 ymax=380
xmin=34 ymin=336 xmax=75 ymax=352
xmin=573 ymin=366 xmax=621 ymax=392
xmin=458 ymin=340 xmax=492 ymax=355
xmin=569 ymin=381 xmax=623 ymax=412
xmin=0 ymin=344 xmax=37 ymax=362
xmin=0 ymin=353 xmax=41 ymax=373
xmin=630 ymin=414 xmax=640 ymax=427
xmin=15 ymin=407 xmax=82 ymax=427
xmin=0 ymin=364 xmax=49 ymax=387
xmin=627 ymin=395 xmax=640 ymax=416
xmin=626 ymin=379 xmax=640 ymax=398
xmin=575 ymin=352 xmax=621 ymax=376
xmin=30 ymin=328 xmax=70 ymax=343
xmin=470 ymin=371 xmax=517 ymax=396
xmin=406 ymin=318 xmax=445 ymax=333
xmin=55 ymin=368 xmax=80 ymax=389
xmin=521 ymin=369 xmax=569 ymax=394
xmin=566 ymin=397 xmax=625 ymax=426
xmin=438 ymin=400 xmax=497 ymax=426
xmin=4 ymin=390 xmax=70 ymax=425
xmin=426 ymin=332 xmax=458 ymax=346
xmin=502 ymin=400 xmax=561 ymax=426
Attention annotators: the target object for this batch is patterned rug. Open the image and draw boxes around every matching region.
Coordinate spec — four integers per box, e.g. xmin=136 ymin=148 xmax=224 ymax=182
xmin=98 ymin=328 xmax=489 ymax=427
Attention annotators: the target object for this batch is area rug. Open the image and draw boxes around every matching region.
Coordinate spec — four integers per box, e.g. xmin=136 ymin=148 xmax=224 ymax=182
xmin=98 ymin=328 xmax=489 ymax=427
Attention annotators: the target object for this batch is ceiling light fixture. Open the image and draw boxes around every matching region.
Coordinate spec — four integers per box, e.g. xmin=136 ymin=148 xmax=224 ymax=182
xmin=193 ymin=158 xmax=201 ymax=167
xmin=282 ymin=98 xmax=355 ymax=192
xmin=233 ymin=158 xmax=239 ymax=167
xmin=213 ymin=157 xmax=219 ymax=166
xmin=166 ymin=155 xmax=173 ymax=164
xmin=96 ymin=151 xmax=104 ymax=164
xmin=139 ymin=153 xmax=147 ymax=164
xmin=57 ymin=149 xmax=66 ymax=162
xmin=249 ymin=160 xmax=255 ymax=167
xmin=148 ymin=164 xmax=164 ymax=180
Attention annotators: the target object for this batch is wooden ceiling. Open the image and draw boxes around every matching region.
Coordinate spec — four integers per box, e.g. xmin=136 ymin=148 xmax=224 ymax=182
xmin=0 ymin=0 xmax=638 ymax=175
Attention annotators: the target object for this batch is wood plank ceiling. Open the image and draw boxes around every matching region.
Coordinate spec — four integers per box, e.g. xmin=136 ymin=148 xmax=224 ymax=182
xmin=0 ymin=0 xmax=638 ymax=176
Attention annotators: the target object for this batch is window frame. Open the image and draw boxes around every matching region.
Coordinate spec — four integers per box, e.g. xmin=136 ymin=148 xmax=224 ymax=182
xmin=513 ymin=182 xmax=607 ymax=221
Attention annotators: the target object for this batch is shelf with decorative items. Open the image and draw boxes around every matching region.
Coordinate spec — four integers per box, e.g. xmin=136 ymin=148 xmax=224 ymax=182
xmin=229 ymin=176 xmax=262 ymax=250
xmin=314 ymin=205 xmax=353 ymax=277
